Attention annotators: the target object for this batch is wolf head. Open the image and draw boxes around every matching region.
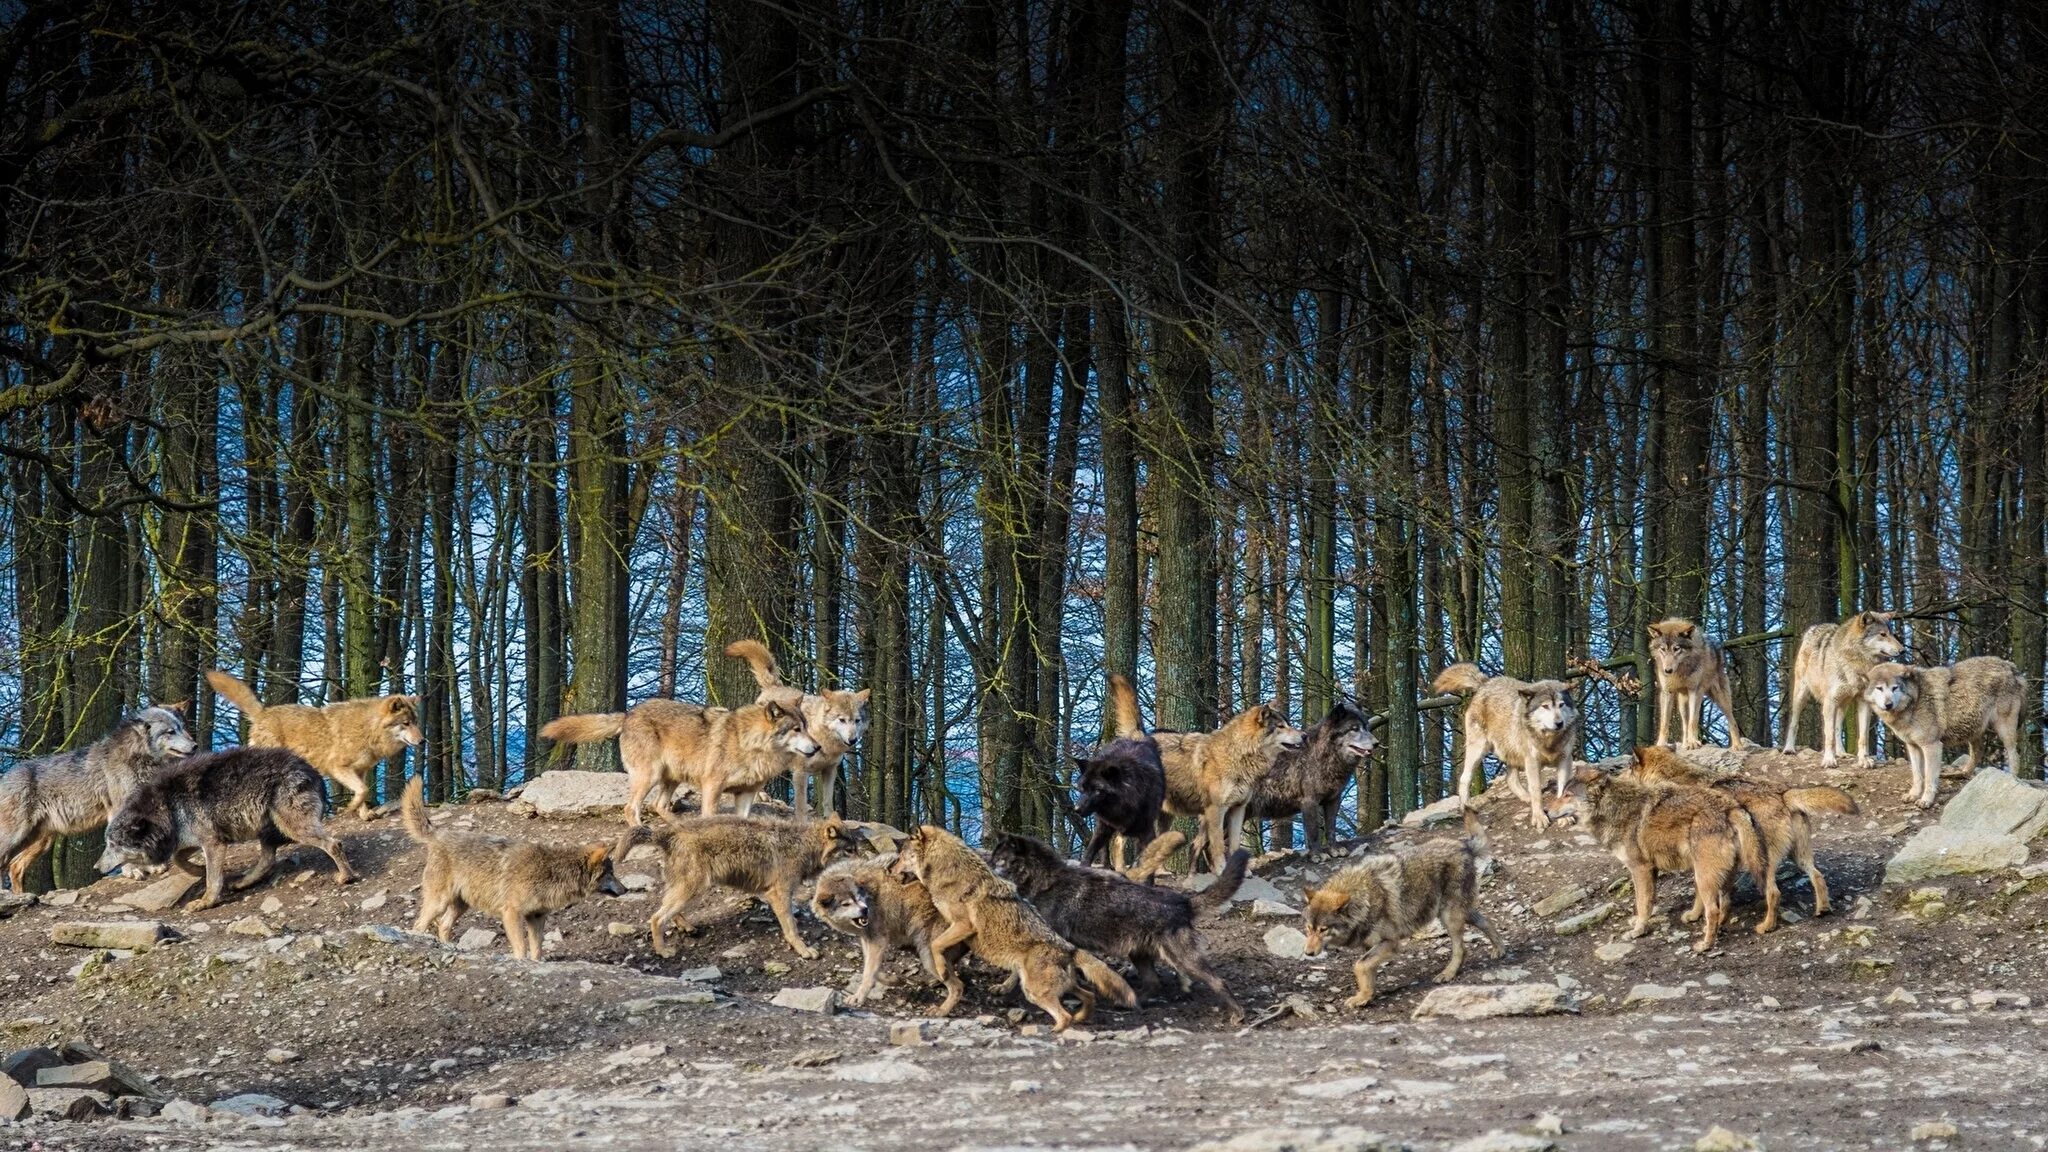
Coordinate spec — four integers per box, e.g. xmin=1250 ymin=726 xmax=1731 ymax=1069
xmin=1323 ymin=702 xmax=1378 ymax=762
xmin=96 ymin=790 xmax=178 ymax=874
xmin=1240 ymin=701 xmax=1306 ymax=753
xmin=815 ymin=689 xmax=871 ymax=749
xmin=1646 ymin=619 xmax=1703 ymax=678
xmin=1849 ymin=611 xmax=1905 ymax=661
xmin=1540 ymin=765 xmax=1607 ymax=828
xmin=1300 ymin=879 xmax=1378 ymax=957
xmin=1862 ymin=662 xmax=1918 ymax=717
xmin=380 ymin=695 xmax=426 ymax=749
xmin=813 ymin=865 xmax=874 ymax=932
xmin=986 ymin=832 xmax=1063 ymax=894
xmin=1520 ymin=682 xmax=1578 ymax=734
xmin=583 ymin=843 xmax=627 ymax=898
xmin=763 ymin=696 xmax=823 ymax=759
xmin=130 ymin=704 xmax=198 ymax=761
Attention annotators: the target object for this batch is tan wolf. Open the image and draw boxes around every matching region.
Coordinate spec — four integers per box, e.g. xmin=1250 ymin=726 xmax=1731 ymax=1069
xmin=1545 ymin=764 xmax=1764 ymax=951
xmin=207 ymin=669 xmax=423 ymax=821
xmin=890 ymin=824 xmax=1136 ymax=1031
xmin=1301 ymin=810 xmax=1504 ymax=1009
xmin=1779 ymin=611 xmax=1905 ymax=768
xmin=811 ymin=853 xmax=964 ymax=1011
xmin=619 ymin=813 xmax=853 ymax=959
xmin=401 ymin=776 xmax=625 ymax=960
xmin=1646 ymin=618 xmax=1742 ymax=750
xmin=1434 ymin=663 xmax=1580 ymax=827
xmin=1153 ymin=702 xmax=1305 ymax=873
xmin=727 ymin=639 xmax=869 ymax=819
xmin=1863 ymin=657 xmax=2026 ymax=807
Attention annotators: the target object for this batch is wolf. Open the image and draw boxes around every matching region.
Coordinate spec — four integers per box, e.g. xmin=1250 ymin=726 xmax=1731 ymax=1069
xmin=1434 ymin=663 xmax=1580 ymax=828
xmin=1154 ymin=701 xmax=1306 ymax=873
xmin=890 ymin=824 xmax=1136 ymax=1031
xmin=989 ymin=832 xmax=1245 ymax=1022
xmin=811 ymin=853 xmax=964 ymax=1011
xmin=619 ymin=813 xmax=852 ymax=959
xmin=401 ymin=777 xmax=624 ymax=960
xmin=1647 ymin=619 xmax=1742 ymax=750
xmin=727 ymin=639 xmax=870 ymax=819
xmin=0 ymin=705 xmax=197 ymax=891
xmin=1246 ymin=700 xmax=1377 ymax=850
xmin=1779 ymin=611 xmax=1905 ymax=768
xmin=207 ymin=669 xmax=423 ymax=822
xmin=1545 ymin=765 xmax=1764 ymax=951
xmin=95 ymin=747 xmax=356 ymax=910
xmin=542 ymin=660 xmax=822 ymax=825
xmin=1627 ymin=745 xmax=1857 ymax=930
xmin=1863 ymin=657 xmax=2027 ymax=808
xmin=1073 ymin=673 xmax=1167 ymax=870
xmin=1300 ymin=810 xmax=1504 ymax=1009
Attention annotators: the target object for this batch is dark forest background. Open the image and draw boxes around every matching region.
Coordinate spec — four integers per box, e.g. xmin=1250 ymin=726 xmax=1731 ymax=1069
xmin=3 ymin=0 xmax=2047 ymax=886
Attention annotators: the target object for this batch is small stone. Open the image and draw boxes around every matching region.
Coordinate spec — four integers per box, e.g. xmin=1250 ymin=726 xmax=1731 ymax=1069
xmin=430 ymin=1058 xmax=459 ymax=1073
xmin=124 ymin=873 xmax=201 ymax=913
xmin=259 ymin=896 xmax=284 ymax=916
xmin=677 ymin=966 xmax=722 ymax=983
xmin=1884 ymin=988 xmax=1919 ymax=1006
xmin=226 ymin=916 xmax=276 ymax=938
xmin=618 ymin=990 xmax=715 ymax=1012
xmin=620 ymin=873 xmax=657 ymax=892
xmin=114 ymin=1096 xmax=161 ymax=1120
xmin=889 ymin=1021 xmax=932 ymax=1047
xmin=1970 ymin=990 xmax=2029 ymax=1009
xmin=1290 ymin=1076 xmax=1381 ymax=1099
xmin=210 ymin=1092 xmax=291 ymax=1118
xmin=771 ymin=986 xmax=839 ymax=1014
xmin=788 ymin=1048 xmax=840 ymax=1068
xmin=1250 ymin=899 xmax=1300 ymax=917
xmin=606 ymin=922 xmax=638 ymax=937
xmin=1911 ymin=1121 xmax=1959 ymax=1142
xmin=0 ymin=893 xmax=35 ymax=920
xmin=1449 ymin=1133 xmax=1556 ymax=1152
xmin=1623 ymin=983 xmax=1687 ymax=1007
xmin=260 ymin=1047 xmax=301 ymax=1067
xmin=1009 ymin=1078 xmax=1043 ymax=1094
xmin=1705 ymin=973 xmax=1732 ymax=988
xmin=1532 ymin=1114 xmax=1565 ymax=1137
xmin=1594 ymin=941 xmax=1636 ymax=963
xmin=470 ymin=1093 xmax=515 ymax=1111
xmin=458 ymin=928 xmax=497 ymax=951
xmin=1186 ymin=1128 xmax=1406 ymax=1152
xmin=1553 ymin=973 xmax=1581 ymax=992
xmin=40 ymin=889 xmax=79 ymax=907
xmin=1693 ymin=1125 xmax=1758 ymax=1152
xmin=0 ymin=1077 xmax=25 ymax=1122
xmin=1263 ymin=925 xmax=1309 ymax=959
xmin=1553 ymin=902 xmax=1614 ymax=936
xmin=359 ymin=890 xmax=389 ymax=913
xmin=26 ymin=1087 xmax=109 ymax=1120
xmin=831 ymin=1059 xmax=929 ymax=1084
xmin=160 ymin=1099 xmax=209 ymax=1125
xmin=1412 ymin=984 xmax=1573 ymax=1021
xmin=49 ymin=921 xmax=172 ymax=952
xmin=1532 ymin=885 xmax=1590 ymax=918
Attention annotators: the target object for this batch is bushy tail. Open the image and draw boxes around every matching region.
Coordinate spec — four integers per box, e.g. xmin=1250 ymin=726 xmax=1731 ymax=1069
xmin=1107 ymin=674 xmax=1143 ymax=739
xmin=1432 ymin=663 xmax=1488 ymax=696
xmin=205 ymin=669 xmax=265 ymax=719
xmin=539 ymin=713 xmax=625 ymax=744
xmin=1730 ymin=807 xmax=1766 ymax=888
xmin=1074 ymin=949 xmax=1138 ymax=1009
xmin=611 ymin=821 xmax=668 ymax=864
xmin=400 ymin=776 xmax=434 ymax=844
xmin=1462 ymin=805 xmax=1492 ymax=870
xmin=1190 ymin=848 xmax=1251 ymax=914
xmin=724 ymin=639 xmax=786 ymax=691
xmin=1121 ymin=830 xmax=1186 ymax=884
xmin=1784 ymin=786 xmax=1859 ymax=818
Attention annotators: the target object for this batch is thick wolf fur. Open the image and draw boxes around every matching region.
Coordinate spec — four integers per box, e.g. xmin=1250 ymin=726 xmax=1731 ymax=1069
xmin=0 ymin=706 xmax=196 ymax=890
xmin=989 ymin=833 xmax=1245 ymax=1022
xmin=542 ymin=681 xmax=821 ymax=826
xmin=96 ymin=747 xmax=355 ymax=910
xmin=619 ymin=813 xmax=851 ymax=959
xmin=1247 ymin=701 xmax=1377 ymax=850
xmin=727 ymin=639 xmax=870 ymax=819
xmin=1779 ymin=611 xmax=1905 ymax=767
xmin=402 ymin=777 xmax=623 ymax=960
xmin=1074 ymin=674 xmax=1167 ymax=870
xmin=1434 ymin=663 xmax=1580 ymax=827
xmin=1545 ymin=765 xmax=1764 ymax=952
xmin=207 ymin=670 xmax=423 ymax=822
xmin=1154 ymin=701 xmax=1306 ymax=874
xmin=811 ymin=854 xmax=964 ymax=1011
xmin=1647 ymin=619 xmax=1742 ymax=750
xmin=1121 ymin=829 xmax=1187 ymax=883
xmin=1301 ymin=811 xmax=1503 ymax=1009
xmin=1628 ymin=746 xmax=1858 ymax=930
xmin=1864 ymin=657 xmax=2027 ymax=808
xmin=890 ymin=824 xmax=1136 ymax=1031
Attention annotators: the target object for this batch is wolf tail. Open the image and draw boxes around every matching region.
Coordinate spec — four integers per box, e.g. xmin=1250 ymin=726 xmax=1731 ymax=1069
xmin=1073 ymin=949 xmax=1138 ymax=1010
xmin=611 ymin=821 xmax=667 ymax=865
xmin=1121 ymin=829 xmax=1186 ymax=884
xmin=1431 ymin=663 xmax=1488 ymax=696
xmin=724 ymin=639 xmax=786 ymax=691
xmin=399 ymin=776 xmax=434 ymax=844
xmin=205 ymin=669 xmax=265 ymax=719
xmin=1784 ymin=786 xmax=1859 ymax=818
xmin=539 ymin=713 xmax=625 ymax=744
xmin=1190 ymin=848 xmax=1251 ymax=915
xmin=1462 ymin=805 xmax=1492 ymax=868
xmin=1107 ymin=673 xmax=1144 ymax=739
xmin=1730 ymin=807 xmax=1766 ymax=888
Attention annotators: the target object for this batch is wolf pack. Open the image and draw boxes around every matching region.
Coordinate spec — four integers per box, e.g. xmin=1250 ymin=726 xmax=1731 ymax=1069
xmin=0 ymin=610 xmax=2028 ymax=1031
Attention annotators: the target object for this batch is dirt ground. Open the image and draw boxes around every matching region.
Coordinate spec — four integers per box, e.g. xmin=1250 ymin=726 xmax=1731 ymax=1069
xmin=5 ymin=746 xmax=2048 ymax=1151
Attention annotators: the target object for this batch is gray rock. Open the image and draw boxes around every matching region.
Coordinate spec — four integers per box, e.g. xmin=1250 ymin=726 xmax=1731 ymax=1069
xmin=26 ymin=1087 xmax=109 ymax=1120
xmin=160 ymin=1099 xmax=209 ymax=1125
xmin=1289 ymin=1076 xmax=1381 ymax=1099
xmin=226 ymin=916 xmax=276 ymax=938
xmin=49 ymin=921 xmax=173 ymax=952
xmin=457 ymin=928 xmax=498 ymax=951
xmin=1185 ymin=1127 xmax=1407 ymax=1152
xmin=1403 ymin=794 xmax=1467 ymax=828
xmin=1263 ymin=925 xmax=1309 ymax=959
xmin=771 ymin=986 xmax=839 ymax=1014
xmin=1553 ymin=902 xmax=1614 ymax=936
xmin=123 ymin=873 xmax=200 ymax=913
xmin=1884 ymin=826 xmax=2028 ymax=884
xmin=114 ymin=1096 xmax=161 ymax=1120
xmin=513 ymin=770 xmax=631 ymax=818
xmin=1594 ymin=941 xmax=1636 ymax=962
xmin=2 ymin=1046 xmax=64 ymax=1087
xmin=1412 ymin=984 xmax=1572 ymax=1021
xmin=264 ymin=1048 xmax=300 ymax=1065
xmin=1938 ymin=769 xmax=2048 ymax=840
xmin=1192 ymin=872 xmax=1288 ymax=905
xmin=1623 ymin=983 xmax=1687 ymax=1007
xmin=1531 ymin=885 xmax=1588 ymax=918
xmin=36 ymin=1061 xmax=121 ymax=1092
xmin=619 ymin=990 xmax=716 ymax=1013
xmin=259 ymin=896 xmax=284 ymax=916
xmin=830 ymin=1059 xmax=928 ymax=1084
xmin=1693 ymin=1126 xmax=1758 ymax=1152
xmin=620 ymin=873 xmax=658 ymax=892
xmin=1250 ymin=899 xmax=1300 ymax=917
xmin=359 ymin=890 xmax=389 ymax=913
xmin=677 ymin=966 xmax=722 ymax=983
xmin=0 ymin=892 xmax=35 ymax=919
xmin=209 ymin=1093 xmax=291 ymax=1118
xmin=0 ymin=1077 xmax=26 ymax=1122
xmin=1449 ymin=1133 xmax=1556 ymax=1152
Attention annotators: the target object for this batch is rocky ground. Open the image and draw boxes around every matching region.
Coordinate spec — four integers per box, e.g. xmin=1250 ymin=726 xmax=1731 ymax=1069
xmin=4 ymin=746 xmax=2048 ymax=1152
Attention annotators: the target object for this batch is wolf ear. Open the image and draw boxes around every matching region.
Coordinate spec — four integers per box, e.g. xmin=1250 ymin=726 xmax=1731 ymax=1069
xmin=163 ymin=699 xmax=190 ymax=718
xmin=1865 ymin=610 xmax=1896 ymax=625
xmin=1307 ymin=888 xmax=1350 ymax=916
xmin=853 ymin=689 xmax=872 ymax=706
xmin=584 ymin=844 xmax=612 ymax=870
xmin=1681 ymin=624 xmax=1696 ymax=640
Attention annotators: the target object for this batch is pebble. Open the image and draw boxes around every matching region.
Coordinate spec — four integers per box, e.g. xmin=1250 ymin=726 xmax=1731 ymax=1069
xmin=1594 ymin=941 xmax=1636 ymax=963
xmin=1693 ymin=1126 xmax=1758 ymax=1152
xmin=260 ymin=896 xmax=284 ymax=916
xmin=1532 ymin=885 xmax=1589 ymax=918
xmin=1250 ymin=899 xmax=1300 ymax=917
xmin=160 ymin=1099 xmax=209 ymax=1125
xmin=1704 ymin=973 xmax=1731 ymax=988
xmin=677 ymin=966 xmax=722 ymax=983
xmin=471 ymin=1093 xmax=515 ymax=1111
xmin=360 ymin=891 xmax=389 ymax=913
xmin=458 ymin=928 xmax=498 ymax=951
xmin=226 ymin=916 xmax=276 ymax=939
xmin=1911 ymin=1121 xmax=1959 ymax=1142
xmin=771 ymin=986 xmax=839 ymax=1014
xmin=1622 ymin=983 xmax=1687 ymax=1007
xmin=1290 ymin=1076 xmax=1381 ymax=1099
xmin=1969 ymin=990 xmax=2029 ymax=1009
xmin=1553 ymin=902 xmax=1614 ymax=936
xmin=1263 ymin=925 xmax=1309 ymax=959
xmin=264 ymin=1048 xmax=300 ymax=1065
xmin=209 ymin=1092 xmax=292 ymax=1118
xmin=606 ymin=922 xmax=639 ymax=937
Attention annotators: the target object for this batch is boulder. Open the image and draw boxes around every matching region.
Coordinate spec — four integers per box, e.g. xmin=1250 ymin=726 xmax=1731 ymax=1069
xmin=1937 ymin=769 xmax=2048 ymax=840
xmin=50 ymin=922 xmax=174 ymax=952
xmin=1412 ymin=984 xmax=1572 ymax=1021
xmin=53 ymin=1042 xmax=165 ymax=1100
xmin=1403 ymin=794 xmax=1467 ymax=828
xmin=208 ymin=1093 xmax=290 ymax=1118
xmin=1884 ymin=826 xmax=2028 ymax=885
xmin=771 ymin=986 xmax=839 ymax=1014
xmin=512 ymin=770 xmax=631 ymax=818
xmin=0 ymin=1077 xmax=25 ymax=1122
xmin=26 ymin=1087 xmax=109 ymax=1120
xmin=2 ymin=1046 xmax=64 ymax=1087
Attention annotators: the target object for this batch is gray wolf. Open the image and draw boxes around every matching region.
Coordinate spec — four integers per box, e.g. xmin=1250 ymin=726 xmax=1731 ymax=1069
xmin=989 ymin=832 xmax=1244 ymax=1023
xmin=0 ymin=705 xmax=196 ymax=890
xmin=95 ymin=747 xmax=356 ymax=910
xmin=1434 ymin=663 xmax=1580 ymax=827
xmin=890 ymin=824 xmax=1136 ymax=1031
xmin=1247 ymin=700 xmax=1377 ymax=849
xmin=1544 ymin=764 xmax=1764 ymax=951
xmin=1154 ymin=701 xmax=1306 ymax=873
xmin=1301 ymin=810 xmax=1503 ymax=1009
xmin=811 ymin=853 xmax=964 ymax=1011
xmin=542 ymin=660 xmax=822 ymax=825
xmin=619 ymin=813 xmax=852 ymax=959
xmin=1628 ymin=745 xmax=1857 ymax=930
xmin=1863 ymin=657 xmax=2026 ymax=807
xmin=1073 ymin=673 xmax=1166 ymax=870
xmin=207 ymin=669 xmax=423 ymax=821
xmin=728 ymin=639 xmax=869 ymax=818
xmin=401 ymin=776 xmax=624 ymax=960
xmin=1779 ymin=611 xmax=1905 ymax=768
xmin=1647 ymin=619 xmax=1742 ymax=749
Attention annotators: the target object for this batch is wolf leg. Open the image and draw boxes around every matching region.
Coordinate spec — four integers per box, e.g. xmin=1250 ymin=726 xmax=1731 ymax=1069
xmin=1624 ymin=862 xmax=1657 ymax=939
xmin=1656 ymin=690 xmax=1674 ymax=748
xmin=1457 ymin=733 xmax=1489 ymax=803
xmin=1794 ymin=828 xmax=1831 ymax=917
xmin=1818 ymin=695 xmax=1843 ymax=768
xmin=849 ymin=938 xmax=886 ymax=1006
xmin=1710 ymin=674 xmax=1742 ymax=748
xmin=1780 ymin=679 xmax=1809 ymax=754
xmin=1345 ymin=941 xmax=1397 ymax=1009
xmin=1853 ymin=700 xmax=1876 ymax=769
xmin=233 ymin=833 xmax=281 ymax=891
xmin=927 ymin=920 xmax=976 ymax=981
xmin=188 ymin=844 xmax=228 ymax=912
xmin=764 ymin=883 xmax=818 ymax=960
xmin=1435 ymin=911 xmax=1468 ymax=981
xmin=500 ymin=909 xmax=530 ymax=960
xmin=1468 ymin=908 xmax=1507 ymax=958
xmin=5 ymin=831 xmax=53 ymax=892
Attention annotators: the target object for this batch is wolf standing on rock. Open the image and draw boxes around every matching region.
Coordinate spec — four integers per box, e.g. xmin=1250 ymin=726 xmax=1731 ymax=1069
xmin=1779 ymin=611 xmax=1905 ymax=768
xmin=1646 ymin=618 xmax=1741 ymax=750
xmin=1863 ymin=657 xmax=2026 ymax=808
xmin=1435 ymin=663 xmax=1580 ymax=827
xmin=0 ymin=705 xmax=196 ymax=890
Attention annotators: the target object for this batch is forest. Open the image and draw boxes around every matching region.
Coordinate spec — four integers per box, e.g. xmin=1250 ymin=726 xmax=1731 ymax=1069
xmin=1 ymin=0 xmax=2045 ymax=889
